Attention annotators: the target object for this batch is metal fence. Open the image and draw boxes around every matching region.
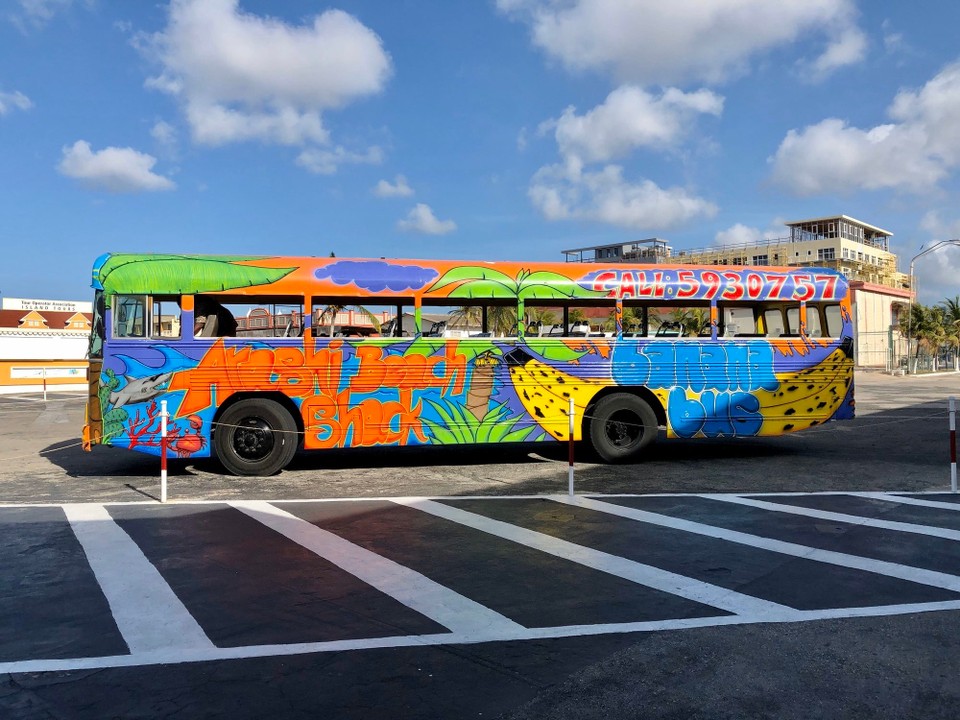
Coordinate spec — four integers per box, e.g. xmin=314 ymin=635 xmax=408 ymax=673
xmin=853 ymin=328 xmax=959 ymax=373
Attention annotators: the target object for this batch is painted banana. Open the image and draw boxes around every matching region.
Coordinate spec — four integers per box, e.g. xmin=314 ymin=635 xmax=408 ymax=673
xmin=504 ymin=347 xmax=613 ymax=441
xmin=755 ymin=339 xmax=854 ymax=434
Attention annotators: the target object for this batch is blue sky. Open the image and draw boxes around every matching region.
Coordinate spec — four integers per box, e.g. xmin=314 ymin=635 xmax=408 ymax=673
xmin=2 ymin=0 xmax=960 ymax=304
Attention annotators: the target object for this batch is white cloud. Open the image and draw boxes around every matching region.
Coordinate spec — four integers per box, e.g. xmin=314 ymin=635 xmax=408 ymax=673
xmin=799 ymin=27 xmax=867 ymax=82
xmin=397 ymin=204 xmax=456 ymax=235
xmin=920 ymin=211 xmax=960 ymax=240
xmin=911 ymin=243 xmax=960 ymax=305
xmin=295 ymin=145 xmax=383 ymax=175
xmin=0 ymin=89 xmax=32 ymax=115
xmin=530 ymin=163 xmax=716 ymax=230
xmin=529 ymin=85 xmax=719 ymax=230
xmin=543 ymin=85 xmax=723 ymax=166
xmin=150 ymin=120 xmax=177 ymax=148
xmin=770 ymin=61 xmax=960 ymax=195
xmin=714 ymin=220 xmax=786 ymax=246
xmin=57 ymin=140 xmax=176 ymax=193
xmin=373 ymin=175 xmax=414 ymax=198
xmin=140 ymin=0 xmax=391 ymax=150
xmin=10 ymin=0 xmax=72 ymax=31
xmin=715 ymin=223 xmax=762 ymax=247
xmin=498 ymin=0 xmax=864 ymax=85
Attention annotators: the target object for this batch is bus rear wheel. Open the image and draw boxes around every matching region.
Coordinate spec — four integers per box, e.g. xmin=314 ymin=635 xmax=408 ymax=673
xmin=214 ymin=398 xmax=298 ymax=476
xmin=589 ymin=393 xmax=658 ymax=463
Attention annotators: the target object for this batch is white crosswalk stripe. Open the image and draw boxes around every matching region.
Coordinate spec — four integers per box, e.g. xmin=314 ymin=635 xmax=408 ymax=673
xmin=230 ymin=500 xmax=524 ymax=637
xmin=393 ymin=497 xmax=797 ymax=620
xmin=703 ymin=493 xmax=960 ymax=541
xmin=62 ymin=503 xmax=213 ymax=653
xmin=555 ymin=495 xmax=960 ymax=593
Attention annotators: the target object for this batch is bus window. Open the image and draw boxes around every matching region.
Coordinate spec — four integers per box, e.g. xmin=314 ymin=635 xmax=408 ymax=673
xmin=763 ymin=308 xmax=786 ymax=338
xmin=152 ymin=296 xmax=181 ymax=339
xmin=621 ymin=302 xmax=649 ymax=337
xmin=785 ymin=306 xmax=801 ymax=336
xmin=627 ymin=303 xmax=710 ymax=338
xmin=822 ymin=304 xmax=843 ymax=337
xmin=195 ymin=295 xmax=307 ymax=338
xmin=806 ymin=305 xmax=824 ymax=338
xmin=719 ymin=305 xmax=762 ymax=337
xmin=113 ymin=295 xmax=147 ymax=338
xmin=525 ymin=300 xmax=614 ymax=337
xmin=312 ymin=298 xmax=412 ymax=338
xmin=88 ymin=290 xmax=105 ymax=358
xmin=421 ymin=301 xmax=477 ymax=338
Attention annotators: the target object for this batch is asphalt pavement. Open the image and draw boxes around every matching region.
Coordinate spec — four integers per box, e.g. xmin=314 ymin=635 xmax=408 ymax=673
xmin=0 ymin=371 xmax=959 ymax=719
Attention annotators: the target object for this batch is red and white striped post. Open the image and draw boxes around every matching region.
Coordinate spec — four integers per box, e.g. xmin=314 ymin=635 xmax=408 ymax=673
xmin=950 ymin=397 xmax=957 ymax=493
xmin=160 ymin=400 xmax=169 ymax=503
xmin=42 ymin=367 xmax=47 ymax=402
xmin=568 ymin=397 xmax=575 ymax=497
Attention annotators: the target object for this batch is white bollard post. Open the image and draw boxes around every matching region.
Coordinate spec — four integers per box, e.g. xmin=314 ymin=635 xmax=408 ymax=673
xmin=160 ymin=400 xmax=168 ymax=503
xmin=950 ymin=397 xmax=957 ymax=494
xmin=568 ymin=397 xmax=575 ymax=497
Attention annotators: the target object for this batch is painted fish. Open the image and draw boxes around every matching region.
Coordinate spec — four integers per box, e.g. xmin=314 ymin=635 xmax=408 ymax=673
xmin=109 ymin=372 xmax=172 ymax=408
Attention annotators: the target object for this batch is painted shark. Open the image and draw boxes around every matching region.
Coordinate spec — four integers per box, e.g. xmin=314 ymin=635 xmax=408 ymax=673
xmin=109 ymin=372 xmax=172 ymax=408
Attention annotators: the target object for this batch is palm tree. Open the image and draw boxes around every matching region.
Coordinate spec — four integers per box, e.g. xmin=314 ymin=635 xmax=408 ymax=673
xmin=651 ymin=307 xmax=710 ymax=337
xmin=488 ymin=306 xmax=518 ymax=336
xmin=316 ymin=304 xmax=381 ymax=337
xmin=900 ymin=303 xmax=945 ymax=366
xmin=449 ymin=305 xmax=483 ymax=331
xmin=941 ymin=296 xmax=960 ymax=369
xmin=524 ymin=307 xmax=558 ymax=335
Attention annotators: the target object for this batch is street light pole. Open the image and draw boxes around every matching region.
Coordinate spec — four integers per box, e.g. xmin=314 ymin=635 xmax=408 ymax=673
xmin=906 ymin=239 xmax=960 ymax=374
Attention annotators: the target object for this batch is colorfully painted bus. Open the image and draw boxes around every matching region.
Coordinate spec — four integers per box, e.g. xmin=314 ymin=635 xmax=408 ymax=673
xmin=82 ymin=254 xmax=854 ymax=475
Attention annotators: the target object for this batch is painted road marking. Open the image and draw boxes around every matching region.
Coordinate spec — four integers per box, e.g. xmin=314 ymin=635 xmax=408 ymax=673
xmin=860 ymin=492 xmax=960 ymax=512
xmin=61 ymin=503 xmax=213 ymax=654
xmin=704 ymin=494 xmax=960 ymax=542
xmin=2 ymin=599 xmax=960 ymax=676
xmin=229 ymin=500 xmax=524 ymax=637
xmin=393 ymin=498 xmax=797 ymax=620
xmin=0 ymin=492 xmax=955 ymax=675
xmin=555 ymin=496 xmax=960 ymax=594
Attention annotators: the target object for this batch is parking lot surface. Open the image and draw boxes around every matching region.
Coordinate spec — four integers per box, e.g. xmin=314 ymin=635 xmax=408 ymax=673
xmin=1 ymin=371 xmax=959 ymax=718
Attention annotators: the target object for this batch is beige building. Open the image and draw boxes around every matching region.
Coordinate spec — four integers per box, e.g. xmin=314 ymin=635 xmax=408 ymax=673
xmin=563 ymin=215 xmax=913 ymax=369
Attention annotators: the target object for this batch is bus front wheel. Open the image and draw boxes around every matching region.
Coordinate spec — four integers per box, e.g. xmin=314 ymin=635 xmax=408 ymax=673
xmin=214 ymin=398 xmax=298 ymax=476
xmin=589 ymin=393 xmax=657 ymax=463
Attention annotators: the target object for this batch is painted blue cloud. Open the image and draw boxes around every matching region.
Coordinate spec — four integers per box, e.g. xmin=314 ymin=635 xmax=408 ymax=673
xmin=315 ymin=261 xmax=439 ymax=292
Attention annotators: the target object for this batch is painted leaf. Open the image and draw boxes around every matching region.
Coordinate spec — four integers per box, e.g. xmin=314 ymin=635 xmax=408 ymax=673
xmin=425 ymin=267 xmax=517 ymax=295
xmin=517 ymin=283 xmax=584 ymax=300
xmin=99 ymin=256 xmax=296 ymax=303
xmin=524 ymin=340 xmax=591 ymax=364
xmin=402 ymin=338 xmax=448 ymax=358
xmin=446 ymin=279 xmax=518 ymax=299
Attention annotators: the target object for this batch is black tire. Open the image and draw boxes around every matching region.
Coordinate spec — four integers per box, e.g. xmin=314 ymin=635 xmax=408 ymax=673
xmin=214 ymin=398 xmax=298 ymax=476
xmin=588 ymin=393 xmax=658 ymax=463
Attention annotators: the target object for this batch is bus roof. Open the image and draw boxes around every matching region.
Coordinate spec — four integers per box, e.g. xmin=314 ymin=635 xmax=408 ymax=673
xmin=91 ymin=253 xmax=848 ymax=304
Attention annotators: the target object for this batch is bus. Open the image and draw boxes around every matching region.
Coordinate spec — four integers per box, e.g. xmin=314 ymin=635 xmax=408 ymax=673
xmin=82 ymin=253 xmax=855 ymax=475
